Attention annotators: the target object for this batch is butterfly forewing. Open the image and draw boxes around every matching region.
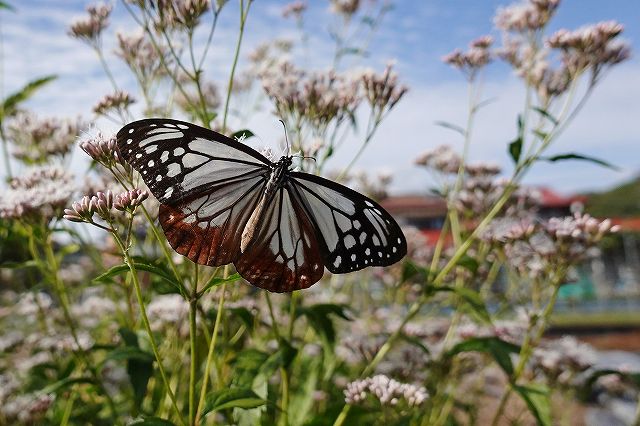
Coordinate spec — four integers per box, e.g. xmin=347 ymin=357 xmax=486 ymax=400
xmin=235 ymin=185 xmax=325 ymax=292
xmin=116 ymin=119 xmax=270 ymax=203
xmin=290 ymin=172 xmax=407 ymax=273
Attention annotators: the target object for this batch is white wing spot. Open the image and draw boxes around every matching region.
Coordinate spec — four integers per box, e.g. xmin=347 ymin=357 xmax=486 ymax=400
xmin=364 ymin=260 xmax=368 ymax=264
xmin=156 ymin=175 xmax=162 ymax=182
xmin=167 ymin=163 xmax=181 ymax=177
xmin=373 ymin=235 xmax=380 ymax=246
xmin=148 ymin=160 xmax=154 ymax=167
xmin=393 ymin=247 xmax=397 ymax=253
xmin=365 ymin=200 xmax=374 ymax=207
xmin=354 ymin=220 xmax=361 ymax=229
xmin=365 ymin=248 xmax=370 ymax=255
xmin=333 ymin=256 xmax=341 ymax=268
xmin=344 ymin=234 xmax=356 ymax=249
xmin=126 ymin=139 xmax=132 ymax=144
xmin=176 ymin=124 xmax=189 ymax=129
xmin=174 ymin=147 xmax=185 ymax=156
xmin=359 ymin=232 xmax=367 ymax=244
xmin=397 ymin=237 xmax=402 ymax=243
xmin=160 ymin=151 xmax=169 ymax=163
xmin=128 ymin=128 xmax=134 ymax=134
xmin=351 ymin=253 xmax=356 ymax=261
xmin=164 ymin=187 xmax=173 ymax=198
xmin=378 ymin=252 xmax=383 ymax=257
xmin=145 ymin=145 xmax=157 ymax=154
xmin=374 ymin=208 xmax=382 ymax=215
xmin=135 ymin=153 xmax=142 ymax=159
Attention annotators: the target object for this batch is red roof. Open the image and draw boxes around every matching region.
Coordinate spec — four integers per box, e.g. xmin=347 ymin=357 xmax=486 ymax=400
xmin=536 ymin=187 xmax=587 ymax=208
xmin=379 ymin=195 xmax=447 ymax=218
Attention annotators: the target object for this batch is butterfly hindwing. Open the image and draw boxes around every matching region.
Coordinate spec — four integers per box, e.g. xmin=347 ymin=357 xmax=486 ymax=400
xmin=235 ymin=184 xmax=325 ymax=292
xmin=290 ymin=172 xmax=407 ymax=274
xmin=159 ymin=174 xmax=266 ymax=266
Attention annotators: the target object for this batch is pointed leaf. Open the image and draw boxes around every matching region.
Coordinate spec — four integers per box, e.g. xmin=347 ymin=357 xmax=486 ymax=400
xmin=0 ymin=2 xmax=15 ymax=11
xmin=129 ymin=417 xmax=176 ymax=426
xmin=202 ymin=388 xmax=266 ymax=417
xmin=448 ymin=337 xmax=520 ymax=376
xmin=2 ymin=75 xmax=57 ymax=118
xmin=532 ymin=107 xmax=559 ymax=125
xmin=513 ymin=383 xmax=552 ymax=426
xmin=93 ymin=262 xmax=185 ymax=295
xmin=231 ymin=129 xmax=255 ymax=141
xmin=199 ymin=272 xmax=240 ymax=295
xmin=401 ymin=260 xmax=429 ymax=283
xmin=434 ymin=120 xmax=465 ymax=136
xmin=542 ymin=153 xmax=619 ymax=171
xmin=509 ymin=137 xmax=523 ymax=164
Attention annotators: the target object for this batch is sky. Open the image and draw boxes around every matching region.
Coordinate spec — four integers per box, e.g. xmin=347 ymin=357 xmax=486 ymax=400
xmin=1 ymin=0 xmax=639 ymax=196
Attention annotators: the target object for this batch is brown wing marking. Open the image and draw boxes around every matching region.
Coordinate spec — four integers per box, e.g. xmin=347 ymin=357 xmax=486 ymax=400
xmin=234 ymin=186 xmax=325 ymax=292
xmin=159 ymin=176 xmax=264 ymax=266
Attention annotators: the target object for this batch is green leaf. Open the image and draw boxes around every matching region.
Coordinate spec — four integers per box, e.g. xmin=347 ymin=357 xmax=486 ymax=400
xmin=399 ymin=334 xmax=431 ymax=355
xmin=1 ymin=75 xmax=57 ymax=119
xmin=434 ymin=120 xmax=465 ymax=136
xmin=456 ymin=255 xmax=479 ymax=274
xmin=199 ymin=272 xmax=240 ymax=295
xmin=128 ymin=417 xmax=176 ymax=426
xmin=116 ymin=328 xmax=154 ymax=413
xmin=512 ymin=383 xmax=552 ymax=426
xmin=447 ymin=337 xmax=520 ymax=376
xmin=532 ymin=107 xmax=559 ymax=126
xmin=41 ymin=377 xmax=96 ymax=394
xmin=0 ymin=2 xmax=15 ymax=11
xmin=289 ymin=357 xmax=321 ymax=426
xmin=0 ymin=259 xmax=38 ymax=269
xmin=424 ymin=285 xmax=491 ymax=324
xmin=532 ymin=129 xmax=548 ymax=141
xmin=94 ymin=262 xmax=185 ymax=295
xmin=231 ymin=129 xmax=255 ymax=141
xmin=542 ymin=153 xmax=619 ymax=171
xmin=231 ymin=349 xmax=269 ymax=388
xmin=106 ymin=346 xmax=154 ymax=363
xmin=202 ymin=388 xmax=266 ymax=417
xmin=401 ymin=260 xmax=429 ymax=283
xmin=228 ymin=307 xmax=255 ymax=330
xmin=508 ymin=137 xmax=523 ymax=164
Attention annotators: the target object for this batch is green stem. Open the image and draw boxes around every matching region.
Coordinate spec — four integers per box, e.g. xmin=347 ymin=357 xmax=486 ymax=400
xmin=222 ymin=0 xmax=252 ymax=133
xmin=490 ymin=284 xmax=561 ymax=426
xmin=195 ymin=278 xmax=227 ymax=424
xmin=37 ymin=228 xmax=120 ymax=422
xmin=112 ymin=230 xmax=186 ymax=426
xmin=189 ymin=295 xmax=198 ymax=426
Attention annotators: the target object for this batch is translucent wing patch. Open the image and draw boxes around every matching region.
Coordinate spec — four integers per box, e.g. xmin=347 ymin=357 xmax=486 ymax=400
xmin=116 ymin=119 xmax=270 ymax=203
xmin=159 ymin=174 xmax=266 ymax=266
xmin=235 ymin=185 xmax=325 ymax=292
xmin=290 ymin=172 xmax=407 ymax=273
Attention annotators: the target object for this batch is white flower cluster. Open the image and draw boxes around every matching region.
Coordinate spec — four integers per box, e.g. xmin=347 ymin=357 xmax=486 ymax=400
xmin=147 ymin=294 xmax=190 ymax=333
xmin=344 ymin=374 xmax=428 ymax=407
xmin=0 ymin=167 xmax=76 ymax=220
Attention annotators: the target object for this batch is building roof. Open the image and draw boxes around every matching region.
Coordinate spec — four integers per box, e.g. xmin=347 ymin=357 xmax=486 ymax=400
xmin=379 ymin=195 xmax=447 ymax=218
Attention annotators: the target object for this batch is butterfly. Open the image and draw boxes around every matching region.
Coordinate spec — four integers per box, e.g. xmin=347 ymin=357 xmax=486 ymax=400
xmin=116 ymin=118 xmax=407 ymax=292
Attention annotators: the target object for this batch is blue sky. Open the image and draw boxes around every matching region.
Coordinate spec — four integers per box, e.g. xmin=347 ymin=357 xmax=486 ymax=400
xmin=2 ymin=0 xmax=639 ymax=195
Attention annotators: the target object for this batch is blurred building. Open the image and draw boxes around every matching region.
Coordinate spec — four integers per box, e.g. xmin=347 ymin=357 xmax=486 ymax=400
xmin=380 ymin=188 xmax=640 ymax=303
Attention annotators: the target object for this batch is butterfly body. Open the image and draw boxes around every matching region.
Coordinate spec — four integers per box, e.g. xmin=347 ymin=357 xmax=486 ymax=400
xmin=241 ymin=155 xmax=293 ymax=252
xmin=117 ymin=118 xmax=407 ymax=292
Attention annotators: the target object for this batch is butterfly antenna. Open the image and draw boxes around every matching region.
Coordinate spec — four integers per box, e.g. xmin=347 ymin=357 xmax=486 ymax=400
xmin=279 ymin=119 xmax=290 ymax=157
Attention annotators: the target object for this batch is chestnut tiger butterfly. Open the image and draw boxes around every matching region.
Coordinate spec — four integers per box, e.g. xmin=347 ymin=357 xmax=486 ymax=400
xmin=116 ymin=118 xmax=407 ymax=292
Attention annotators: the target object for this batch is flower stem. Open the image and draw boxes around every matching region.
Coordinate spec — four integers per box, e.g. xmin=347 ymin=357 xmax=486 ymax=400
xmin=222 ymin=0 xmax=252 ymax=133
xmin=195 ymin=276 xmax=227 ymax=424
xmin=113 ymin=230 xmax=186 ymax=426
xmin=188 ymin=294 xmax=198 ymax=426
